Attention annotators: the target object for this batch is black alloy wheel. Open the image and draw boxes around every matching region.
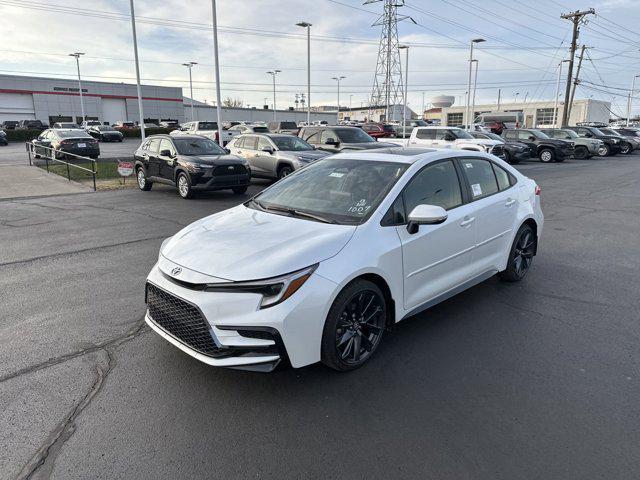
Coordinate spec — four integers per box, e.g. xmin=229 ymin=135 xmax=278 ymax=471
xmin=597 ymin=144 xmax=610 ymax=157
xmin=322 ymin=280 xmax=386 ymax=371
xmin=574 ymin=146 xmax=589 ymax=159
xmin=499 ymin=224 xmax=536 ymax=282
xmin=620 ymin=143 xmax=631 ymax=154
xmin=278 ymin=165 xmax=293 ymax=179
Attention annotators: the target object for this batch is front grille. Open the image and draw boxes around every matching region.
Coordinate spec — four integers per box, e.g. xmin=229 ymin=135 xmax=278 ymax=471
xmin=212 ymin=164 xmax=247 ymax=176
xmin=146 ymin=283 xmax=228 ymax=357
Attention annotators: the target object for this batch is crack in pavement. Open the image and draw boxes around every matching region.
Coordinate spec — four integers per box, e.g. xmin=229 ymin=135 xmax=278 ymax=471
xmin=12 ymin=318 xmax=148 ymax=479
xmin=0 ymin=235 xmax=167 ymax=268
xmin=0 ymin=317 xmax=147 ymax=384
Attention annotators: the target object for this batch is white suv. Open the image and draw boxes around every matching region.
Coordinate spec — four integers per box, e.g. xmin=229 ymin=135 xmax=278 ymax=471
xmin=145 ymin=148 xmax=542 ymax=372
xmin=392 ymin=126 xmax=506 ymax=157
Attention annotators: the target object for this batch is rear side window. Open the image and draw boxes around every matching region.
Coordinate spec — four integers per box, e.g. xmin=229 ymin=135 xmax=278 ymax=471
xmin=517 ymin=131 xmax=532 ymax=141
xmin=503 ymin=131 xmax=516 ymax=140
xmin=461 ymin=159 xmax=499 ymax=199
xmin=243 ymin=136 xmax=258 ymax=150
xmin=415 ymin=129 xmax=436 ymax=140
xmin=233 ymin=137 xmax=245 ymax=148
xmin=492 ymin=163 xmax=512 ymax=191
xmin=303 ymin=130 xmax=319 ymax=143
xmin=403 ymin=160 xmax=463 ymax=212
xmin=148 ymin=138 xmax=161 ymax=153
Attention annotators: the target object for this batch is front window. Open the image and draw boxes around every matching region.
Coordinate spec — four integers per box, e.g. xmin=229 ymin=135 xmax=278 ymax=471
xmin=249 ymin=158 xmax=408 ymax=224
xmin=450 ymin=128 xmax=474 ymax=139
xmin=530 ymin=130 xmax=550 ymax=139
xmin=599 ymin=128 xmax=621 ymax=137
xmin=173 ymin=137 xmax=226 ymax=156
xmin=484 ymin=132 xmax=506 ymax=143
xmin=197 ymin=122 xmax=218 ymax=131
xmin=334 ymin=128 xmax=375 ymax=143
xmin=271 ymin=136 xmax=314 ymax=151
xmin=557 ymin=129 xmax=578 ymax=139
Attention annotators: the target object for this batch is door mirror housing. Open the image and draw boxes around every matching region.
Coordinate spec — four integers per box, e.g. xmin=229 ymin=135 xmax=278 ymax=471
xmin=160 ymin=149 xmax=173 ymax=157
xmin=406 ymin=204 xmax=448 ymax=234
xmin=528 ymin=135 xmax=536 ymax=141
xmin=584 ymin=132 xmax=592 ymax=137
xmin=261 ymin=146 xmax=274 ymax=154
xmin=324 ymin=138 xmax=339 ymax=145
xmin=444 ymin=133 xmax=455 ymax=141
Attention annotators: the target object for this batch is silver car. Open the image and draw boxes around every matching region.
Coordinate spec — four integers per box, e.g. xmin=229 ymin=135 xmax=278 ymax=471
xmin=227 ymin=133 xmax=330 ymax=180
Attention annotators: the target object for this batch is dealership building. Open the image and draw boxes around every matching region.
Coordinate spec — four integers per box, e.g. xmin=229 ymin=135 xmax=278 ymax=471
xmin=0 ymin=74 xmax=337 ymax=126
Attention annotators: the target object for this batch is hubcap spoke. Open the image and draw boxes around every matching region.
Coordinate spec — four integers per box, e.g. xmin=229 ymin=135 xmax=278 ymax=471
xmin=335 ymin=289 xmax=384 ymax=364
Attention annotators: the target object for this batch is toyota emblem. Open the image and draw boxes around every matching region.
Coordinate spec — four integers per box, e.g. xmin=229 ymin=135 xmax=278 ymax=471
xmin=170 ymin=266 xmax=182 ymax=276
xmin=227 ymin=166 xmax=234 ymax=171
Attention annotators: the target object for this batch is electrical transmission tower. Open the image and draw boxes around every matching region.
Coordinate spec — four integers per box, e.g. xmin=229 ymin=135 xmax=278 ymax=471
xmin=365 ymin=0 xmax=415 ymax=121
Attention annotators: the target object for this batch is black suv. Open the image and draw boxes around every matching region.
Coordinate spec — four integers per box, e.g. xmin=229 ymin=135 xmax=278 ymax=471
xmin=563 ymin=126 xmax=622 ymax=157
xmin=502 ymin=129 xmax=574 ymax=163
xmin=298 ymin=126 xmax=399 ymax=153
xmin=267 ymin=121 xmax=299 ymax=135
xmin=471 ymin=131 xmax=530 ymax=164
xmin=134 ymin=135 xmax=251 ymax=199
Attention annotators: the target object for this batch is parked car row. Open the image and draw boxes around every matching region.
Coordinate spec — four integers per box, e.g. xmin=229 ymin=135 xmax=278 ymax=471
xmin=30 ymin=129 xmax=100 ymax=159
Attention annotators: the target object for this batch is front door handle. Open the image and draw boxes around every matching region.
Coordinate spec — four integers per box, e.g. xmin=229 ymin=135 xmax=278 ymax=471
xmin=505 ymin=198 xmax=516 ymax=206
xmin=459 ymin=217 xmax=476 ymax=227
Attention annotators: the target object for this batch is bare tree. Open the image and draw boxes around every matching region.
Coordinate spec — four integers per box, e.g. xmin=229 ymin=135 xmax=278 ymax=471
xmin=222 ymin=97 xmax=244 ymax=108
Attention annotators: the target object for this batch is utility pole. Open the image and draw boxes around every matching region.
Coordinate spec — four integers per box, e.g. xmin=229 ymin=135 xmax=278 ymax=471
xmin=627 ymin=75 xmax=640 ymax=126
xmin=554 ymin=60 xmax=570 ymax=128
xmin=399 ymin=44 xmax=409 ymax=137
xmin=560 ymin=9 xmax=595 ymax=126
xmin=471 ymin=59 xmax=479 ymax=128
xmin=332 ymin=76 xmax=346 ymax=124
xmin=296 ymin=21 xmax=312 ymax=125
xmin=567 ymin=45 xmax=586 ymax=122
xmin=211 ymin=0 xmax=224 ymax=146
xmin=497 ymin=88 xmax=501 ymax=110
xmin=182 ymin=62 xmax=197 ymax=121
xmin=267 ymin=70 xmax=281 ymax=121
xmin=129 ymin=0 xmax=145 ymax=139
xmin=466 ymin=38 xmax=485 ymax=130
xmin=69 ymin=53 xmax=85 ymax=126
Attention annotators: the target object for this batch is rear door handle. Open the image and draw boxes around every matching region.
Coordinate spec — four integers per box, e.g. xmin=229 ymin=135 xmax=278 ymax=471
xmin=505 ymin=198 xmax=516 ymax=206
xmin=459 ymin=217 xmax=475 ymax=227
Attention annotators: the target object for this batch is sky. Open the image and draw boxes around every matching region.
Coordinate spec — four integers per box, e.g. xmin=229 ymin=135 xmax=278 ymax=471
xmin=1 ymin=0 xmax=640 ymax=116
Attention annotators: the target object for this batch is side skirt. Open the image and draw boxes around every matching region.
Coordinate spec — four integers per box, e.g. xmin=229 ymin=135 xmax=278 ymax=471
xmin=400 ymin=269 xmax=498 ymax=321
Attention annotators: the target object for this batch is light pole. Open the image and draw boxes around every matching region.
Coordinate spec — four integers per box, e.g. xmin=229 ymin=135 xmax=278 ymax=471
xmin=267 ymin=70 xmax=281 ymax=121
xmin=128 ymin=0 xmax=145 ymax=140
xmin=465 ymin=38 xmax=485 ymax=130
xmin=399 ymin=44 xmax=409 ymax=137
xmin=211 ymin=0 xmax=224 ymax=146
xmin=554 ymin=60 xmax=570 ymax=127
xmin=296 ymin=21 xmax=312 ymax=126
xmin=523 ymin=91 xmax=529 ymax=104
xmin=332 ymin=76 xmax=346 ymax=124
xmin=470 ymin=59 xmax=478 ymax=128
xmin=69 ymin=52 xmax=85 ymax=126
xmin=182 ymin=62 xmax=197 ymax=121
xmin=514 ymin=92 xmax=520 ymax=103
xmin=627 ymin=74 xmax=640 ymax=126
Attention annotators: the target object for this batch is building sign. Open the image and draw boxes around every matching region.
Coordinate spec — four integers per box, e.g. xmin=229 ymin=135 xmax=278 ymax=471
xmin=53 ymin=87 xmax=88 ymax=93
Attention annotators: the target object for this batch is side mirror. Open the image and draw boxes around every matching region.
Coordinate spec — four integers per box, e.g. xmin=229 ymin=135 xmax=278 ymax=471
xmin=528 ymin=136 xmax=536 ymax=141
xmin=160 ymin=149 xmax=173 ymax=157
xmin=584 ymin=133 xmax=592 ymax=137
xmin=261 ymin=146 xmax=274 ymax=154
xmin=444 ymin=134 xmax=455 ymax=141
xmin=406 ymin=204 xmax=448 ymax=234
xmin=324 ymin=138 xmax=338 ymax=145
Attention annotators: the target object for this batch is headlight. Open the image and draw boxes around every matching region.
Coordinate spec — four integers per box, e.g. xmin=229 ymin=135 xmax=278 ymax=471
xmin=184 ymin=161 xmax=203 ymax=171
xmin=203 ymin=264 xmax=317 ymax=308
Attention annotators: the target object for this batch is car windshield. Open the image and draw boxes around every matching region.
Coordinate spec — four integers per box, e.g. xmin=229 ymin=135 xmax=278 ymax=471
xmin=484 ymin=132 xmax=505 ymax=142
xmin=249 ymin=158 xmax=408 ymax=224
xmin=173 ymin=137 xmax=226 ymax=155
xmin=451 ymin=129 xmax=474 ymax=139
xmin=271 ymin=136 xmax=314 ymax=151
xmin=531 ymin=130 xmax=550 ymax=139
xmin=599 ymin=128 xmax=621 ymax=136
xmin=335 ymin=128 xmax=375 ymax=143
xmin=279 ymin=122 xmax=298 ymax=129
xmin=197 ymin=122 xmax=218 ymax=130
xmin=559 ymin=129 xmax=579 ymax=138
xmin=253 ymin=126 xmax=270 ymax=132
xmin=57 ymin=130 xmax=90 ymax=138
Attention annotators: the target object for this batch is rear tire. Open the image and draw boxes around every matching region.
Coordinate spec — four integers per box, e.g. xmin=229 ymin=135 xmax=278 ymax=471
xmin=177 ymin=172 xmax=193 ymax=199
xmin=620 ymin=143 xmax=631 ymax=154
xmin=321 ymin=280 xmax=387 ymax=371
xmin=597 ymin=144 xmax=610 ymax=157
xmin=539 ymin=148 xmax=554 ymax=163
xmin=499 ymin=224 xmax=536 ymax=282
xmin=232 ymin=186 xmax=248 ymax=195
xmin=136 ymin=167 xmax=153 ymax=191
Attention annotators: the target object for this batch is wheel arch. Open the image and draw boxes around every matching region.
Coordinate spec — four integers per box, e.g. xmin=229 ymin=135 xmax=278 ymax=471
xmin=521 ymin=217 xmax=539 ymax=255
xmin=340 ymin=272 xmax=397 ymax=329
xmin=276 ymin=161 xmax=295 ymax=173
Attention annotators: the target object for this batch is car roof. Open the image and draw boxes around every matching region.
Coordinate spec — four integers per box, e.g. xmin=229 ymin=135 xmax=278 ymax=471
xmin=328 ymin=148 xmax=463 ymax=164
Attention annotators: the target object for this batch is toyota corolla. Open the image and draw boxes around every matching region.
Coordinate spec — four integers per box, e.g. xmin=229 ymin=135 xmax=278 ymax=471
xmin=145 ymin=148 xmax=543 ymax=372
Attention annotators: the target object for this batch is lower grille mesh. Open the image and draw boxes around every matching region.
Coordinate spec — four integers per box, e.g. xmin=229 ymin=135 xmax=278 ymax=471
xmin=146 ymin=283 xmax=225 ymax=357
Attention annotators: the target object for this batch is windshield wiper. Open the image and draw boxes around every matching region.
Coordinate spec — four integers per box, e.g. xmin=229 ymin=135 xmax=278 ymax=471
xmin=255 ymin=202 xmax=338 ymax=224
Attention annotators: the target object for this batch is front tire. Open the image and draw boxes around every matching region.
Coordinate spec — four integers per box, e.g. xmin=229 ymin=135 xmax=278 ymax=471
xmin=321 ymin=280 xmax=387 ymax=371
xmin=620 ymin=143 xmax=631 ymax=154
xmin=499 ymin=224 xmax=536 ymax=282
xmin=278 ymin=165 xmax=293 ymax=179
xmin=539 ymin=148 xmax=555 ymax=163
xmin=136 ymin=167 xmax=153 ymax=191
xmin=597 ymin=144 xmax=611 ymax=157
xmin=177 ymin=172 xmax=193 ymax=199
xmin=574 ymin=146 xmax=589 ymax=160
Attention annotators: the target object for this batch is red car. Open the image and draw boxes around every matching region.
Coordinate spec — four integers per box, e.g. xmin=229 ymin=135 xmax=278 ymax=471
xmin=362 ymin=123 xmax=395 ymax=138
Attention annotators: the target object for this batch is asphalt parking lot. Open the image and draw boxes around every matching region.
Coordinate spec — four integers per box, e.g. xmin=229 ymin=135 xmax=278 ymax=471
xmin=1 ymin=155 xmax=639 ymax=479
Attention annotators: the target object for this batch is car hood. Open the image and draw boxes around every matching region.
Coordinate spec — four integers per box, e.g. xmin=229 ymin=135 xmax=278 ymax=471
xmin=342 ymin=141 xmax=399 ymax=149
xmin=278 ymin=150 xmax=330 ymax=161
xmin=179 ymin=154 xmax=245 ymax=165
xmin=160 ymin=205 xmax=356 ymax=281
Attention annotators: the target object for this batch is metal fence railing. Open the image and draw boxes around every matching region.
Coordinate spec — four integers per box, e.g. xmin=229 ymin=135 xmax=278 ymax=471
xmin=26 ymin=142 xmax=97 ymax=191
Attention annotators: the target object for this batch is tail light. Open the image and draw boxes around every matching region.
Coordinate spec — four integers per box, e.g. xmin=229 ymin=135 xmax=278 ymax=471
xmin=535 ymin=185 xmax=541 ymax=196
xmin=59 ymin=140 xmax=73 ymax=145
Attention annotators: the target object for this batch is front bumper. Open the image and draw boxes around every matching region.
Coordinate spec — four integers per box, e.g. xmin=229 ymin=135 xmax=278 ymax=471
xmin=191 ymin=166 xmax=251 ymax=191
xmin=511 ymin=149 xmax=531 ymax=161
xmin=145 ymin=261 xmax=337 ymax=370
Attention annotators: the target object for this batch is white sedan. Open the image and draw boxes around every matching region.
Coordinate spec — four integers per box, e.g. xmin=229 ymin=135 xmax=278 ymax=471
xmin=145 ymin=148 xmax=543 ymax=372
